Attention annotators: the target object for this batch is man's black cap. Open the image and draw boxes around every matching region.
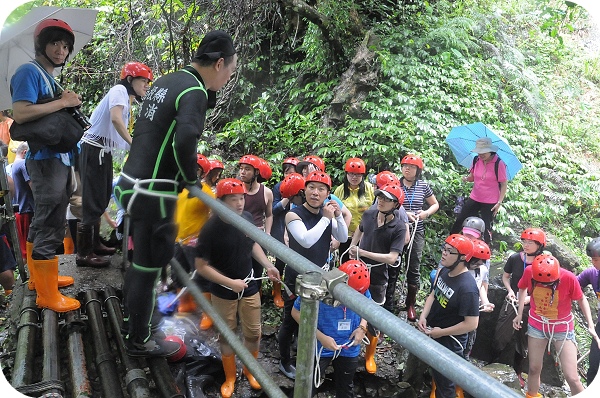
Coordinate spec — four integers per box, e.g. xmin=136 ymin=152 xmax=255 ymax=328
xmin=194 ymin=30 xmax=236 ymax=61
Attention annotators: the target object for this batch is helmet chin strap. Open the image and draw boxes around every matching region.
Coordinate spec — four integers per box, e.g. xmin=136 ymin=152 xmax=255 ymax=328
xmin=533 ymin=245 xmax=545 ymax=256
xmin=305 ymin=200 xmax=323 ymax=210
xmin=43 ymin=51 xmax=66 ymax=68
xmin=447 ymin=256 xmax=464 ymax=272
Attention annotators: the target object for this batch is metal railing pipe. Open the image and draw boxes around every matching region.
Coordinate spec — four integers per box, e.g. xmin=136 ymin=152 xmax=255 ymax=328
xmin=330 ymin=282 xmax=522 ymax=398
xmin=171 ymin=258 xmax=287 ymax=398
xmin=293 ymin=272 xmax=323 ymax=398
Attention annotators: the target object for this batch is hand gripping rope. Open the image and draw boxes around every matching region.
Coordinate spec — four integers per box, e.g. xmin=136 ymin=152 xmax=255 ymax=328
xmin=312 ymin=335 xmax=370 ymax=388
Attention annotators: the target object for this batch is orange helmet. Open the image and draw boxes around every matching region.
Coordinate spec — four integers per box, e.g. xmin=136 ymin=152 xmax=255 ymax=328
xmin=375 ymin=171 xmax=399 ymax=189
xmin=216 ymin=178 xmax=247 ymax=198
xmin=35 ymin=18 xmax=74 ymax=41
xmin=471 ymin=239 xmax=491 ymax=260
xmin=345 ymin=158 xmax=366 ymax=174
xmin=280 ymin=173 xmax=305 ymax=199
xmin=305 ymin=171 xmax=332 ymax=190
xmin=120 ymin=62 xmax=153 ymax=81
xmin=238 ymin=154 xmax=262 ymax=170
xmin=339 ymin=260 xmax=370 ymax=294
xmin=445 ymin=234 xmax=474 ymax=262
xmin=531 ymin=254 xmax=560 ymax=283
xmin=298 ymin=155 xmax=325 ymax=172
xmin=401 ymin=154 xmax=424 ymax=169
xmin=521 ymin=228 xmax=546 ymax=247
xmin=257 ymin=158 xmax=272 ymax=180
xmin=208 ymin=159 xmax=224 ymax=172
xmin=196 ymin=154 xmax=210 ymax=174
xmin=375 ymin=183 xmax=405 ymax=205
xmin=283 ymin=157 xmax=300 ymax=167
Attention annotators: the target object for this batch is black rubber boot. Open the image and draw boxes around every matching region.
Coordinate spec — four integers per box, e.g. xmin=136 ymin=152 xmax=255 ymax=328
xmin=76 ymin=223 xmax=110 ymax=267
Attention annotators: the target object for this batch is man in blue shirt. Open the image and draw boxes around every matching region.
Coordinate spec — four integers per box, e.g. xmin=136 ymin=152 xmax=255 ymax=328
xmin=11 ymin=18 xmax=84 ymax=312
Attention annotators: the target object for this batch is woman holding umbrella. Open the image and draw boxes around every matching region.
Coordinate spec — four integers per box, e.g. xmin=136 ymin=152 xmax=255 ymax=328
xmin=450 ymin=137 xmax=508 ymax=244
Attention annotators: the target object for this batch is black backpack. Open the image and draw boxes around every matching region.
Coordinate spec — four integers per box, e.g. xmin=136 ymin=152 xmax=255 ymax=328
xmin=471 ymin=155 xmax=500 ymax=181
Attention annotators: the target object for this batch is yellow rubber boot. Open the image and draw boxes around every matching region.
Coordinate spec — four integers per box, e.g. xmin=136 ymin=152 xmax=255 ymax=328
xmin=27 ymin=241 xmax=74 ymax=290
xmin=365 ymin=332 xmax=378 ymax=374
xmin=272 ymin=281 xmax=284 ymax=308
xmin=220 ymin=354 xmax=237 ymax=398
xmin=455 ymin=385 xmax=464 ymax=398
xmin=243 ymin=351 xmax=262 ymax=390
xmin=430 ymin=380 xmax=436 ymax=398
xmin=63 ymin=237 xmax=75 ymax=254
xmin=199 ymin=292 xmax=213 ymax=330
xmin=526 ymin=393 xmax=542 ymax=398
xmin=33 ymin=257 xmax=80 ymax=312
xmin=177 ymin=290 xmax=197 ymax=313
xmin=26 ymin=241 xmax=36 ymax=291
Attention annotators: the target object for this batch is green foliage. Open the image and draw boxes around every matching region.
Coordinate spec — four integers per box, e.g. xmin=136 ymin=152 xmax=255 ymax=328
xmin=6 ymin=0 xmax=600 ymax=268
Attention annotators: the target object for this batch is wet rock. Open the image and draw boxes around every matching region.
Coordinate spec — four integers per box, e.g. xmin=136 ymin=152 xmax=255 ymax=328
xmin=480 ymin=362 xmax=522 ymax=391
xmin=545 ymin=233 xmax=580 ymax=272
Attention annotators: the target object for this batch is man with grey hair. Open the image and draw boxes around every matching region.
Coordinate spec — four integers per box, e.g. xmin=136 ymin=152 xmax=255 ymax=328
xmin=11 ymin=142 xmax=34 ymax=262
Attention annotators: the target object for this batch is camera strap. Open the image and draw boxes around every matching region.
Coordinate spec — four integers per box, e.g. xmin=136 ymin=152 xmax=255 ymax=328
xmin=30 ymin=61 xmax=58 ymax=98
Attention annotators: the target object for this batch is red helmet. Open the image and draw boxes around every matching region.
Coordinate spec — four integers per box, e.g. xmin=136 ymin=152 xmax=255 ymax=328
xmin=375 ymin=183 xmax=405 ymax=205
xmin=196 ymin=154 xmax=210 ymax=174
xmin=375 ymin=171 xmax=399 ymax=188
xmin=238 ymin=154 xmax=262 ymax=170
xmin=164 ymin=335 xmax=186 ymax=362
xmin=216 ymin=178 xmax=247 ymax=198
xmin=35 ymin=19 xmax=74 ymax=41
xmin=531 ymin=254 xmax=560 ymax=283
xmin=339 ymin=260 xmax=370 ymax=294
xmin=280 ymin=173 xmax=305 ymax=199
xmin=305 ymin=171 xmax=332 ymax=190
xmin=401 ymin=154 xmax=424 ymax=169
xmin=345 ymin=158 xmax=366 ymax=174
xmin=445 ymin=234 xmax=474 ymax=262
xmin=257 ymin=158 xmax=272 ymax=180
xmin=298 ymin=155 xmax=325 ymax=172
xmin=521 ymin=228 xmax=546 ymax=247
xmin=120 ymin=62 xmax=153 ymax=81
xmin=208 ymin=159 xmax=224 ymax=172
xmin=471 ymin=239 xmax=491 ymax=260
xmin=283 ymin=157 xmax=300 ymax=167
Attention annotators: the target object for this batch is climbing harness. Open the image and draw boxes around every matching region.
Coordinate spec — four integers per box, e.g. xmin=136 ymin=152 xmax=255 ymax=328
xmin=218 ymin=268 xmax=269 ymax=300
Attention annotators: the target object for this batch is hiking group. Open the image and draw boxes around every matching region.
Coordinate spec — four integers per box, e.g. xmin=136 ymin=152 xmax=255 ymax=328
xmin=3 ymin=16 xmax=600 ymax=398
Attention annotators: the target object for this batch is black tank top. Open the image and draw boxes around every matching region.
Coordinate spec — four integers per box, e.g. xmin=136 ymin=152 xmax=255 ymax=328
xmin=244 ymin=183 xmax=266 ymax=228
xmin=287 ymin=205 xmax=332 ymax=281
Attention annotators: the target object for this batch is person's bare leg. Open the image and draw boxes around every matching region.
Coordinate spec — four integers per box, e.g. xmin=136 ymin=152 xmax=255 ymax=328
xmin=555 ymin=339 xmax=584 ymax=395
xmin=526 ymin=336 xmax=547 ymax=395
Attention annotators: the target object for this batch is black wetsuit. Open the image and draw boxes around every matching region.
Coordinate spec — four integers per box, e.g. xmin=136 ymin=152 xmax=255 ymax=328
xmin=114 ymin=65 xmax=209 ymax=346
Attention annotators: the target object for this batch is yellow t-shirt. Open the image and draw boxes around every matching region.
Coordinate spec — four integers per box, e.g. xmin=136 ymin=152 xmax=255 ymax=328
xmin=333 ymin=181 xmax=375 ymax=233
xmin=175 ymin=183 xmax=215 ymax=245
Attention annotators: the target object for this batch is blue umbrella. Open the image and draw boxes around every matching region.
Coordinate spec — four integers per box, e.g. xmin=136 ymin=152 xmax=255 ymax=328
xmin=445 ymin=122 xmax=523 ymax=180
